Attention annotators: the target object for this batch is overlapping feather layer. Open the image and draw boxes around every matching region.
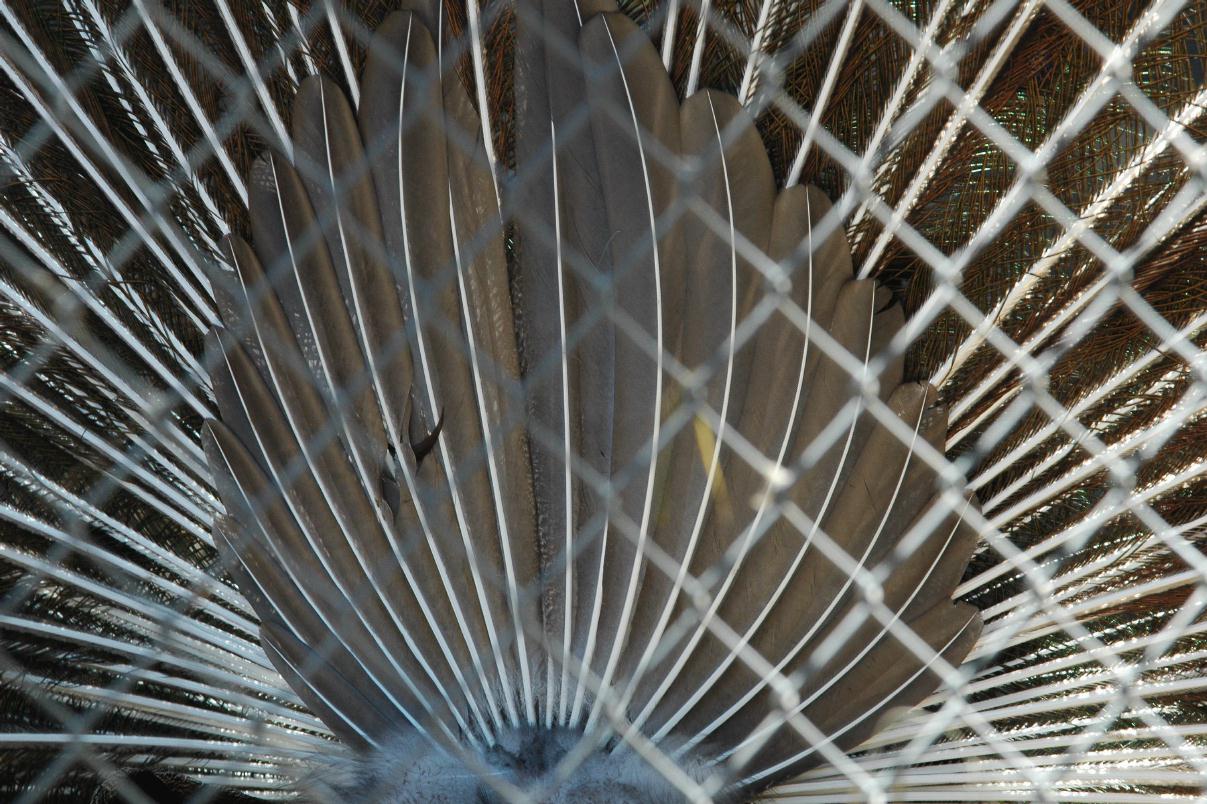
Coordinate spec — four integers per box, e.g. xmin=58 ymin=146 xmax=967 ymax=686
xmin=201 ymin=8 xmax=980 ymax=799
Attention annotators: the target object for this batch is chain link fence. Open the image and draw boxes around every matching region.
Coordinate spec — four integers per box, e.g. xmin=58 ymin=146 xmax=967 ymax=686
xmin=0 ymin=0 xmax=1206 ymax=801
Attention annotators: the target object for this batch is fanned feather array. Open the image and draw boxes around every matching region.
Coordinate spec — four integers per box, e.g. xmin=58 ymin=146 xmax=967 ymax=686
xmin=198 ymin=8 xmax=981 ymax=797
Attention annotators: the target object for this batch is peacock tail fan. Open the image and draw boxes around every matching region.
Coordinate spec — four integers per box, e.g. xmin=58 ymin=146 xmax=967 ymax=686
xmin=0 ymin=1 xmax=1203 ymax=802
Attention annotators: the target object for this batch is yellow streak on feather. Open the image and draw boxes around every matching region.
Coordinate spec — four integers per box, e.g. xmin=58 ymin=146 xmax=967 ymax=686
xmin=693 ymin=414 xmax=732 ymax=526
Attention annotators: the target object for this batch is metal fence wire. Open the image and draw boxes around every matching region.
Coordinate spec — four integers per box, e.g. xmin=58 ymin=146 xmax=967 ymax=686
xmin=0 ymin=0 xmax=1206 ymax=801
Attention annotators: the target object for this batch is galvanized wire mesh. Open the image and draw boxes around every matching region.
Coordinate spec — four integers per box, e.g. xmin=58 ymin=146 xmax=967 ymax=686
xmin=0 ymin=0 xmax=1206 ymax=801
